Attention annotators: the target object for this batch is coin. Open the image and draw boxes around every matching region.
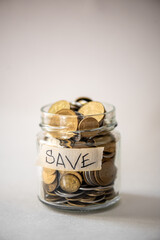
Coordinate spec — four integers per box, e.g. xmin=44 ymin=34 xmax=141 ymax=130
xmin=79 ymin=195 xmax=96 ymax=203
xmin=45 ymin=195 xmax=64 ymax=202
xmin=67 ymin=201 xmax=87 ymax=207
xmin=103 ymin=152 xmax=115 ymax=159
xmin=51 ymin=199 xmax=68 ymax=204
xmin=75 ymin=111 xmax=84 ymax=121
xmin=88 ymin=171 xmax=99 ymax=186
xmin=102 ymin=157 xmax=115 ymax=164
xmin=85 ymin=171 xmax=95 ymax=186
xmin=86 ymin=191 xmax=106 ymax=197
xmin=48 ymin=100 xmax=70 ymax=114
xmin=95 ymin=161 xmax=116 ymax=186
xmin=78 ymin=117 xmax=99 ymax=138
xmin=70 ymin=172 xmax=83 ymax=184
xmin=79 ymin=186 xmax=113 ymax=192
xmin=60 ymin=174 xmax=81 ymax=193
xmin=43 ymin=179 xmax=58 ymax=192
xmin=42 ymin=171 xmax=57 ymax=184
xmin=60 ymin=139 xmax=75 ymax=148
xmin=86 ymin=195 xmax=105 ymax=204
xmin=105 ymin=193 xmax=116 ymax=200
xmin=50 ymin=109 xmax=78 ymax=139
xmin=105 ymin=189 xmax=115 ymax=196
xmin=83 ymin=172 xmax=94 ymax=186
xmin=73 ymin=141 xmax=89 ymax=148
xmin=75 ymin=97 xmax=92 ymax=105
xmin=43 ymin=167 xmax=56 ymax=175
xmin=66 ymin=194 xmax=86 ymax=202
xmin=44 ymin=191 xmax=57 ymax=196
xmin=54 ymin=189 xmax=84 ymax=198
xmin=70 ymin=101 xmax=82 ymax=111
xmin=95 ymin=185 xmax=114 ymax=191
xmin=78 ymin=101 xmax=105 ymax=122
xmin=103 ymin=141 xmax=116 ymax=153
xmin=86 ymin=171 xmax=97 ymax=186
xmin=56 ymin=109 xmax=78 ymax=136
xmin=92 ymin=134 xmax=114 ymax=148
xmin=60 ymin=171 xmax=83 ymax=184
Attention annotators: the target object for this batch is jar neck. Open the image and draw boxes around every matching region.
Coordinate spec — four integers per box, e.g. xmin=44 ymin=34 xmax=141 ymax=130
xmin=39 ymin=102 xmax=117 ymax=139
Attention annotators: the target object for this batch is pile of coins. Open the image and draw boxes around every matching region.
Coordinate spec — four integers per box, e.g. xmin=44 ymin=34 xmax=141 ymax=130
xmin=41 ymin=97 xmax=118 ymax=208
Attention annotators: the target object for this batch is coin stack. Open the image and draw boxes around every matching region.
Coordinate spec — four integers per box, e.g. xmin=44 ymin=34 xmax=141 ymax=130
xmin=41 ymin=97 xmax=118 ymax=208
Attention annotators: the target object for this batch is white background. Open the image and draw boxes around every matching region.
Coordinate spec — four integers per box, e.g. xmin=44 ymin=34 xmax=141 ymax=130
xmin=0 ymin=0 xmax=160 ymax=239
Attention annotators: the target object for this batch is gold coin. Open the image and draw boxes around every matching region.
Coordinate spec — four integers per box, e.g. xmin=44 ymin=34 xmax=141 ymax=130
xmin=48 ymin=100 xmax=70 ymax=114
xmin=45 ymin=191 xmax=57 ymax=196
xmin=78 ymin=117 xmax=99 ymax=138
xmin=105 ymin=193 xmax=116 ymax=200
xmin=105 ymin=189 xmax=114 ymax=196
xmin=104 ymin=141 xmax=116 ymax=153
xmin=102 ymin=157 xmax=115 ymax=164
xmin=80 ymin=195 xmax=96 ymax=203
xmin=60 ymin=171 xmax=83 ymax=184
xmin=78 ymin=101 xmax=105 ymax=122
xmin=50 ymin=109 xmax=78 ymax=139
xmin=43 ymin=180 xmax=58 ymax=193
xmin=60 ymin=174 xmax=80 ymax=193
xmin=87 ymin=191 xmax=105 ymax=197
xmin=60 ymin=139 xmax=74 ymax=148
xmin=43 ymin=167 xmax=56 ymax=175
xmin=66 ymin=195 xmax=85 ymax=201
xmin=45 ymin=196 xmax=63 ymax=202
xmin=42 ymin=171 xmax=57 ymax=184
xmin=97 ymin=161 xmax=116 ymax=186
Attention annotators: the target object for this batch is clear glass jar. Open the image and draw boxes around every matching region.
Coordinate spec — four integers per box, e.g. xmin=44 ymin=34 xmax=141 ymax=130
xmin=36 ymin=101 xmax=121 ymax=211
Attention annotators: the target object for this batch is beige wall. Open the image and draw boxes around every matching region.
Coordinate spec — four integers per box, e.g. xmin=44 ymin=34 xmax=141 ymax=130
xmin=0 ymin=0 xmax=160 ymax=196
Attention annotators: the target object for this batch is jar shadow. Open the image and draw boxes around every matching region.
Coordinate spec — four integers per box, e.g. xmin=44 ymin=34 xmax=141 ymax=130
xmin=43 ymin=193 xmax=160 ymax=223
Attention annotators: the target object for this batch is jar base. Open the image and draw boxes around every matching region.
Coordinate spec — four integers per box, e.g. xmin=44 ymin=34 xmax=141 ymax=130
xmin=38 ymin=194 xmax=120 ymax=212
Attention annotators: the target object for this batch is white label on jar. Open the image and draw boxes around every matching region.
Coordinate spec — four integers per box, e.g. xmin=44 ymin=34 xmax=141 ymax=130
xmin=37 ymin=144 xmax=104 ymax=171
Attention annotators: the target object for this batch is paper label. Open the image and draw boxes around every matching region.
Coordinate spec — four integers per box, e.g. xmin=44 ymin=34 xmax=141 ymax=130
xmin=37 ymin=144 xmax=104 ymax=171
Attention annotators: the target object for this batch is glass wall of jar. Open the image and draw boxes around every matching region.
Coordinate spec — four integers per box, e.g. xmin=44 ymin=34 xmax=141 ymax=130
xmin=36 ymin=100 xmax=121 ymax=211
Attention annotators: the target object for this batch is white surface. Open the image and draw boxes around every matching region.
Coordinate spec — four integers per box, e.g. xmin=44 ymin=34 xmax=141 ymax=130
xmin=0 ymin=193 xmax=160 ymax=240
xmin=0 ymin=1 xmax=160 ymax=239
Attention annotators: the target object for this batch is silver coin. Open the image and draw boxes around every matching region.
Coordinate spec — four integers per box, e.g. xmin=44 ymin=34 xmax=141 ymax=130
xmin=86 ymin=191 xmax=106 ymax=197
xmin=66 ymin=196 xmax=85 ymax=201
xmin=103 ymin=152 xmax=115 ymax=158
xmin=85 ymin=171 xmax=95 ymax=186
xmin=51 ymin=199 xmax=68 ymax=204
xmin=88 ymin=171 xmax=98 ymax=186
xmin=79 ymin=185 xmax=113 ymax=191
xmin=71 ymin=101 xmax=82 ymax=108
xmin=54 ymin=189 xmax=84 ymax=198
xmin=88 ymin=195 xmax=105 ymax=204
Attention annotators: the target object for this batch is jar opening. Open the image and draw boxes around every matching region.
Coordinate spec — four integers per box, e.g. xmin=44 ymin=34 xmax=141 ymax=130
xmin=39 ymin=102 xmax=117 ymax=138
xmin=41 ymin=102 xmax=115 ymax=118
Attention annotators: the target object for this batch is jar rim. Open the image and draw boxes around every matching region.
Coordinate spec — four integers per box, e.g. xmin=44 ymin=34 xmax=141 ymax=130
xmin=40 ymin=102 xmax=116 ymax=118
xmin=40 ymin=102 xmax=117 ymax=133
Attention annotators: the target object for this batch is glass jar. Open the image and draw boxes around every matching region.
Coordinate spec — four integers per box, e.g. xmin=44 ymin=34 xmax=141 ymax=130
xmin=36 ymin=101 xmax=121 ymax=211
